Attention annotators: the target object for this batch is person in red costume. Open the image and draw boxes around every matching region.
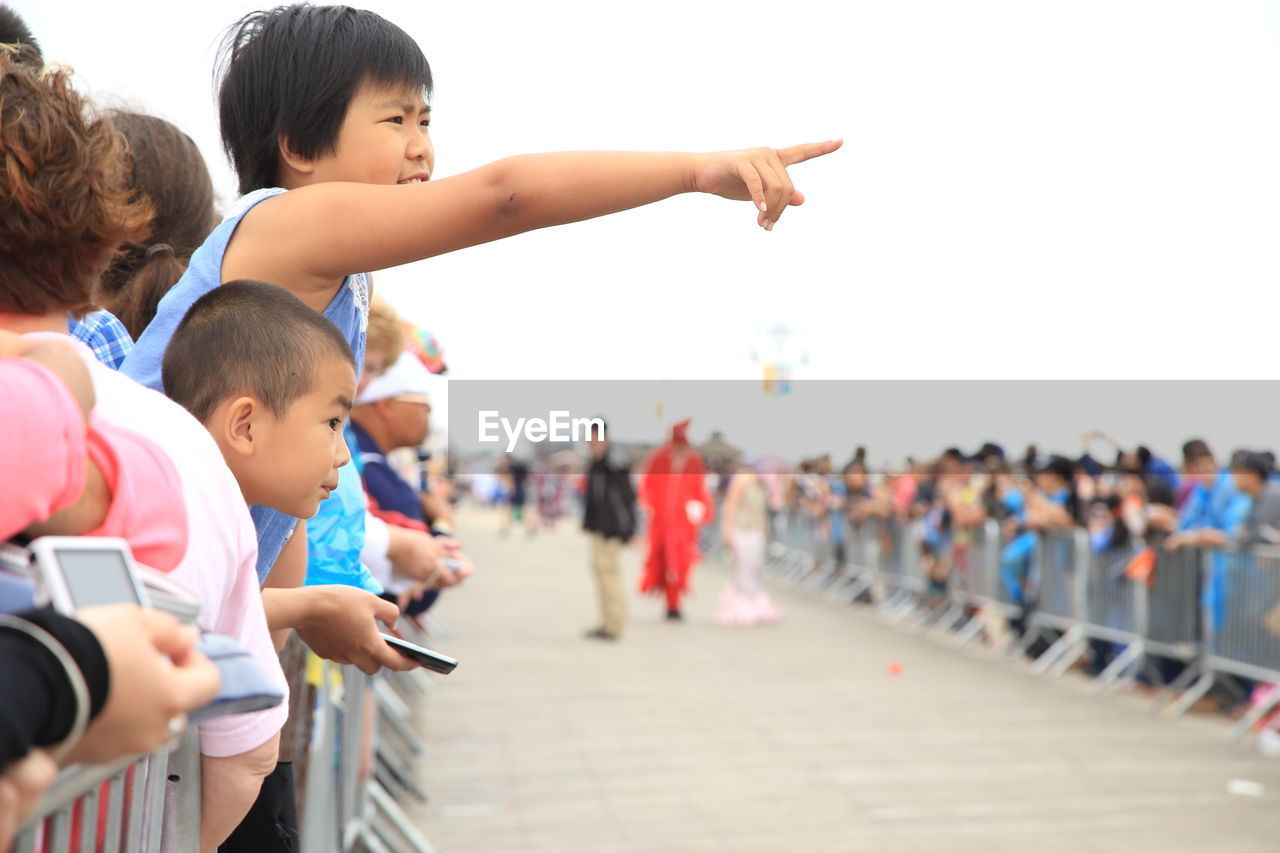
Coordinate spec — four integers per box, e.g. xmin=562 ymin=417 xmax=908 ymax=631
xmin=638 ymin=420 xmax=714 ymax=620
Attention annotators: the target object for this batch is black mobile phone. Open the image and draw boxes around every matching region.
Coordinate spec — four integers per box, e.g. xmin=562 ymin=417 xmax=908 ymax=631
xmin=382 ymin=633 xmax=459 ymax=674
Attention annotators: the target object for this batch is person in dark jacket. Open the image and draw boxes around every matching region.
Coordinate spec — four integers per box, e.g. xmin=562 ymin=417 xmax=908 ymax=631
xmin=582 ymin=420 xmax=636 ymax=640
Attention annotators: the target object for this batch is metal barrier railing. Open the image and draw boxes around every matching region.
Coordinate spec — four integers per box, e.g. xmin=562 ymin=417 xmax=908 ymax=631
xmin=10 ymin=628 xmax=444 ymax=853
xmin=763 ymin=509 xmax=1280 ymax=746
xmin=299 ymin=618 xmax=440 ymax=853
xmin=822 ymin=516 xmax=883 ymax=605
xmin=11 ymin=726 xmax=202 ymax=853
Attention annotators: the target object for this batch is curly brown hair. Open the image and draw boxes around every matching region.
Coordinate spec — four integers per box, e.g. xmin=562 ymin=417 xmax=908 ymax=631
xmin=0 ymin=50 xmax=151 ymax=318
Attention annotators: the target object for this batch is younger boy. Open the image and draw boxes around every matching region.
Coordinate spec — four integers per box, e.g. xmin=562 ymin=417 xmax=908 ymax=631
xmin=162 ymin=279 xmax=416 ymax=849
xmin=161 ymin=280 xmax=413 ymax=669
xmin=162 ymin=280 xmax=356 ymax=521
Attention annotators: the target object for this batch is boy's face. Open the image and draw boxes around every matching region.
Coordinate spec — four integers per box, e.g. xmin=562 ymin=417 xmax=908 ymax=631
xmin=257 ymin=356 xmax=357 ymax=518
xmin=305 ymin=80 xmax=434 ymax=187
xmin=1188 ymin=455 xmax=1217 ymax=488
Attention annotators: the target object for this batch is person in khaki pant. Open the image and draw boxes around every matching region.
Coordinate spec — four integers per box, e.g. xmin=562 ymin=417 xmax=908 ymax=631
xmin=582 ymin=421 xmax=637 ymax=641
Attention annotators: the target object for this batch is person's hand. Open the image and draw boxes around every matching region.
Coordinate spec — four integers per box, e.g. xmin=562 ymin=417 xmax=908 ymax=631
xmin=1076 ymin=477 xmax=1096 ymax=502
xmin=386 ymin=525 xmax=445 ymax=584
xmin=690 ymin=140 xmax=842 ymax=231
xmin=441 ymin=548 xmax=473 ymax=585
xmin=67 ymin=605 xmax=220 ymax=765
xmin=0 ymin=748 xmax=57 ymax=849
xmin=295 ymin=586 xmax=418 ymax=674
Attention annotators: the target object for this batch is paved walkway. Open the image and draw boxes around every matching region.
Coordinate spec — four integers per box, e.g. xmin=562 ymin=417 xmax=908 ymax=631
xmin=406 ymin=508 xmax=1280 ymax=852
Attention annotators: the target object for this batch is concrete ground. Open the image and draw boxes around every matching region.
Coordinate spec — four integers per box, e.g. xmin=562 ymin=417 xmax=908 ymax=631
xmin=404 ymin=508 xmax=1280 ymax=852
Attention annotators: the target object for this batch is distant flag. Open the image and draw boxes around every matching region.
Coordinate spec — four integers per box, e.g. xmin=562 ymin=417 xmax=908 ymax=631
xmin=763 ymin=363 xmax=791 ymax=395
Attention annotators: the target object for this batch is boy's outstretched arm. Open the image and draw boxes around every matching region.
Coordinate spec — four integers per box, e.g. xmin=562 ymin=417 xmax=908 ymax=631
xmin=227 ymin=141 xmax=841 ymax=297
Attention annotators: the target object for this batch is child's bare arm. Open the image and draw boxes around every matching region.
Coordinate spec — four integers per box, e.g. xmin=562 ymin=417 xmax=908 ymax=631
xmin=225 ymin=141 xmax=841 ymax=298
xmin=199 ymin=734 xmax=280 ymax=850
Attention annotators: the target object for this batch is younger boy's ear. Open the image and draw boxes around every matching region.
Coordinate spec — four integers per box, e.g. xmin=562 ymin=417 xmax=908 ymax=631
xmin=277 ymin=134 xmax=316 ymax=177
xmin=222 ymin=396 xmax=260 ymax=458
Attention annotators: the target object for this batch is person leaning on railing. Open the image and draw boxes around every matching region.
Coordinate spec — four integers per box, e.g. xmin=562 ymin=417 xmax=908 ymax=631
xmin=0 ymin=330 xmax=222 ymax=852
xmin=1165 ymin=452 xmax=1278 ymax=551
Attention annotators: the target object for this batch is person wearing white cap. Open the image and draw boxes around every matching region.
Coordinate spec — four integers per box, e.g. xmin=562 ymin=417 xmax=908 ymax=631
xmin=350 ymin=352 xmax=468 ymax=613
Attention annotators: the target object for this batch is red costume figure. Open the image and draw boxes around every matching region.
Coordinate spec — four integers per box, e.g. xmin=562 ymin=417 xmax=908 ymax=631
xmin=638 ymin=420 xmax=714 ymax=619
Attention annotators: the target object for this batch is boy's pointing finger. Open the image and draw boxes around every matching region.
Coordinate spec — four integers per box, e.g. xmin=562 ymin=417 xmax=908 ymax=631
xmin=778 ymin=139 xmax=843 ymax=166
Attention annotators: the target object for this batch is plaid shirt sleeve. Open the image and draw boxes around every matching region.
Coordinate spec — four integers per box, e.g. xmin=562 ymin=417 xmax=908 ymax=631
xmin=66 ymin=310 xmax=134 ymax=370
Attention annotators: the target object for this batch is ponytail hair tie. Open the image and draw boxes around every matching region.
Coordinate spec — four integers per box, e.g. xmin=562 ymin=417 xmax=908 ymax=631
xmin=143 ymin=243 xmax=174 ymax=260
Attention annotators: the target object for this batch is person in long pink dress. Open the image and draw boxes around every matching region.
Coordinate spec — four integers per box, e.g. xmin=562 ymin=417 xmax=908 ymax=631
xmin=716 ymin=463 xmax=782 ymax=626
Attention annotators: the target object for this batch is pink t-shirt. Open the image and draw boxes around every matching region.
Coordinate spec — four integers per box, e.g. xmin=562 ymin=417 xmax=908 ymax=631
xmin=1 ymin=356 xmax=189 ymax=570
xmin=82 ymin=417 xmax=189 ymax=572
xmin=0 ymin=358 xmax=87 ymax=538
xmin=28 ymin=334 xmax=288 ymax=759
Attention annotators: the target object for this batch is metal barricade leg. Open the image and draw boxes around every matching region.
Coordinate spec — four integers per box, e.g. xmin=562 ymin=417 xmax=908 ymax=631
xmin=139 ymin=749 xmax=172 ymax=852
xmin=366 ymin=780 xmax=437 ymax=853
xmin=1165 ymin=670 xmax=1217 ymax=718
xmin=77 ymin=786 xmax=99 ymax=853
xmin=102 ymin=770 xmax=127 ymax=853
xmin=122 ymin=758 xmax=148 ymax=850
xmin=301 ymin=661 xmax=340 ymax=852
xmin=375 ymin=680 xmax=425 ymax=757
xmin=1228 ymin=688 xmax=1280 ymax=743
xmin=1024 ymin=622 xmax=1085 ymax=676
xmin=1150 ymin=660 xmax=1203 ymax=715
xmin=1092 ymin=640 xmax=1145 ymax=692
xmin=159 ymin=728 xmax=201 ymax=853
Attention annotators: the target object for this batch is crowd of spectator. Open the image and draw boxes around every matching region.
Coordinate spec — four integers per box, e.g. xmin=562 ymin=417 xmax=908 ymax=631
xmin=0 ymin=0 xmax=833 ymax=848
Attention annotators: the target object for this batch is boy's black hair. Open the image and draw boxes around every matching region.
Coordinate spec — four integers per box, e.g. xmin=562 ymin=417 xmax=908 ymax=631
xmin=1038 ymin=455 xmax=1075 ymax=485
xmin=163 ymin=279 xmax=356 ymax=424
xmin=216 ymin=4 xmax=432 ymax=195
xmin=1181 ymin=438 xmax=1211 ymax=464
xmin=1232 ymin=450 xmax=1274 ymax=480
xmin=0 ymin=5 xmax=41 ymax=63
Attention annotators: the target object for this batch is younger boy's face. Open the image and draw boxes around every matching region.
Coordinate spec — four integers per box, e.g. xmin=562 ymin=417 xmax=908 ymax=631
xmin=259 ymin=356 xmax=357 ymax=518
xmin=308 ymin=80 xmax=434 ymax=187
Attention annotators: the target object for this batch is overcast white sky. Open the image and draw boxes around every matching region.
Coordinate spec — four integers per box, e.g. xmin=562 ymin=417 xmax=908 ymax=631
xmin=13 ymin=1 xmax=1280 ymax=456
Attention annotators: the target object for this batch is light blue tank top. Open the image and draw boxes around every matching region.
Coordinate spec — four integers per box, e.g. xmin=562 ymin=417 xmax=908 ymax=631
xmin=121 ymin=188 xmax=371 ymax=583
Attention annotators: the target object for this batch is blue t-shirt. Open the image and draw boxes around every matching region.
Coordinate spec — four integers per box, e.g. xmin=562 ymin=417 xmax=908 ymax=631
xmin=305 ymin=433 xmax=382 ymax=593
xmin=121 ymin=188 xmax=370 ymax=583
xmin=1177 ymin=470 xmax=1251 ymax=535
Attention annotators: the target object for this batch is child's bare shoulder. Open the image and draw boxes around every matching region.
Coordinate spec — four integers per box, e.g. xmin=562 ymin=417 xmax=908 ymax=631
xmin=221 ymin=187 xmax=348 ymax=304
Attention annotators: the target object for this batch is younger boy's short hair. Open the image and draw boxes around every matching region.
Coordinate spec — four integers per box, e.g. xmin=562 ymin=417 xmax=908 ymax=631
xmin=163 ymin=279 xmax=357 ymax=424
xmin=0 ymin=52 xmax=151 ymax=318
xmin=217 ymin=3 xmax=433 ymax=195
